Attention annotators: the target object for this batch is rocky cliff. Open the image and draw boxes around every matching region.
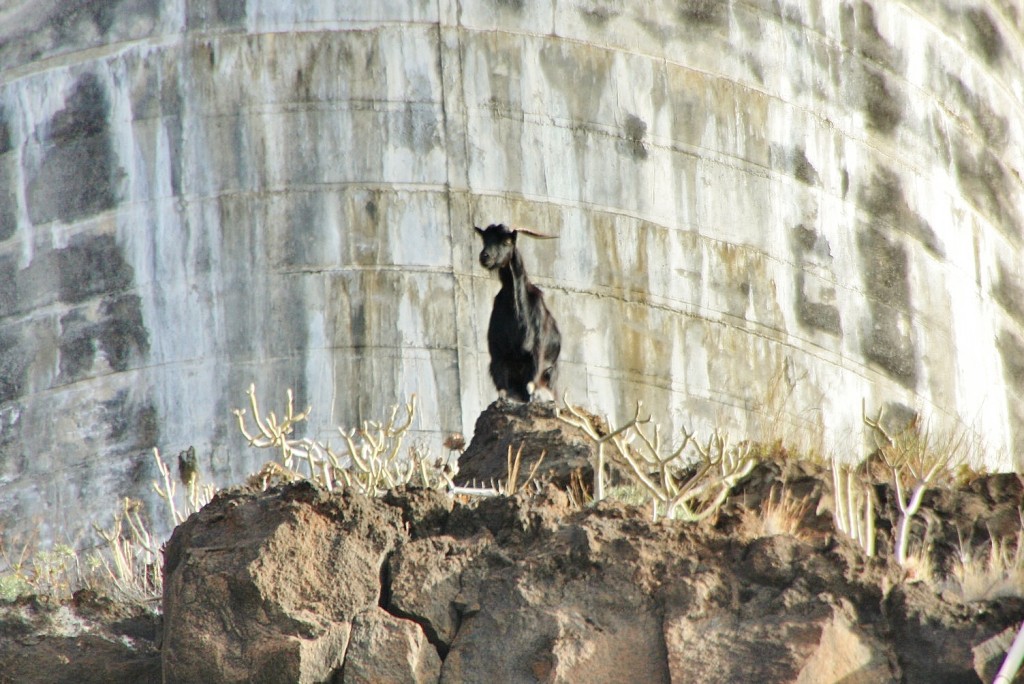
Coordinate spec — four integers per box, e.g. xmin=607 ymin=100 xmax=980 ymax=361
xmin=2 ymin=404 xmax=1021 ymax=682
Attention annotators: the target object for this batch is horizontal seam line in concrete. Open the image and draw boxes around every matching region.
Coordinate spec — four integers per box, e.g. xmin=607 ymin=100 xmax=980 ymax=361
xmin=6 ymin=13 xmax=1021 ymax=157
xmin=115 ymin=99 xmax=1024 ymax=260
xmin=2 ymin=198 xmax=1004 ymax=338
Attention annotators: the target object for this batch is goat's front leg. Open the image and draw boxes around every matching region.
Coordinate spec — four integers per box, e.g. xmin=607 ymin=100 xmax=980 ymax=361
xmin=527 ymin=351 xmax=555 ymax=403
xmin=489 ymin=361 xmax=512 ymax=402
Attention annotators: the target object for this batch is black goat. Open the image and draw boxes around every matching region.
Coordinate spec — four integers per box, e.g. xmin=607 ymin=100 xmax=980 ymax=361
xmin=475 ymin=223 xmax=561 ymax=402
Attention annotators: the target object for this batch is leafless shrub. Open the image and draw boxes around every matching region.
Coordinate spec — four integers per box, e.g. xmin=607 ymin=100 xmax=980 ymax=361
xmin=87 ymin=448 xmax=208 ymax=603
xmin=152 ymin=447 xmax=215 ymax=528
xmin=92 ymin=497 xmax=162 ymax=604
xmin=558 ymin=397 xmax=757 ymax=522
xmin=864 ymin=402 xmax=963 ymax=566
xmin=234 ymin=385 xmax=458 ymax=495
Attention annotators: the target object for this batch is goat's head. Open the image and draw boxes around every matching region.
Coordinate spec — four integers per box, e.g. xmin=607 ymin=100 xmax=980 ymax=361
xmin=475 ymin=223 xmax=555 ymax=270
xmin=475 ymin=223 xmax=516 ymax=270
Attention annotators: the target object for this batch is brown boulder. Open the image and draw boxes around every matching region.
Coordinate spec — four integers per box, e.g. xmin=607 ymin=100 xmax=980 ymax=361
xmin=161 ymin=481 xmax=409 ymax=683
xmin=455 ymin=400 xmax=600 ymax=488
xmin=343 ymin=608 xmax=441 ymax=683
xmin=155 ymin=460 xmax=1023 ymax=683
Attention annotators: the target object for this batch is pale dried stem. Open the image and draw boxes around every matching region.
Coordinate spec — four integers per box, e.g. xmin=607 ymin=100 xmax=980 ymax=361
xmin=93 ymin=498 xmax=162 ymax=602
xmin=996 ymin=621 xmax=1024 ymax=684
xmin=559 ymin=395 xmax=756 ymax=521
xmin=829 ymin=461 xmax=876 ymax=557
xmin=501 ymin=444 xmax=547 ymax=496
xmin=557 ymin=397 xmax=647 ymax=501
xmin=235 ymin=387 xmax=473 ymax=497
xmin=151 ymin=448 xmax=182 ymax=527
xmin=864 ymin=401 xmax=951 ymax=566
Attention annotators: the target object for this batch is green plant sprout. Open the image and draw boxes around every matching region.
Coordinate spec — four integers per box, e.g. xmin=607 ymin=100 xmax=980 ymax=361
xmin=0 ymin=536 xmax=81 ymax=601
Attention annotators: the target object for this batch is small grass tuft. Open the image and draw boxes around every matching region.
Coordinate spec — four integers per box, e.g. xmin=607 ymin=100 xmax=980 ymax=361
xmin=946 ymin=529 xmax=1024 ymax=603
xmin=739 ymin=486 xmax=812 ymax=540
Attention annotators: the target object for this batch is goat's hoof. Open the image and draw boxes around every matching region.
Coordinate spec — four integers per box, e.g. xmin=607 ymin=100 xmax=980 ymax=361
xmin=528 ymin=387 xmax=555 ymax=404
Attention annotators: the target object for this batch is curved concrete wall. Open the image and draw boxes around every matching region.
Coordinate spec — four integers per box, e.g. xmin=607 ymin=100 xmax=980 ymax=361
xmin=1 ymin=0 xmax=1023 ymax=545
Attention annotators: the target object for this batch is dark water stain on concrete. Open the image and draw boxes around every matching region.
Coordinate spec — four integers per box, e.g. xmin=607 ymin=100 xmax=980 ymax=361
xmin=994 ymin=262 xmax=1024 ymax=329
xmin=50 ymin=234 xmax=150 ymax=381
xmin=394 ymin=103 xmax=442 ymax=154
xmin=57 ymin=233 xmax=134 ymax=305
xmin=0 ymin=326 xmax=31 ymax=403
xmin=791 ymin=148 xmax=820 ymax=187
xmin=965 ymin=7 xmax=1004 ymax=66
xmin=0 ymin=108 xmax=13 ymax=242
xmin=955 ymin=147 xmax=1020 ymax=244
xmin=187 ymin=0 xmax=247 ymax=29
xmin=796 ymin=276 xmax=841 ymax=336
xmin=858 ymin=229 xmax=912 ymax=314
xmin=860 ymin=66 xmax=903 ymax=135
xmin=0 ymin=108 xmax=11 ymax=155
xmin=493 ymin=0 xmax=525 ymax=11
xmin=58 ymin=308 xmax=97 ymax=381
xmin=621 ymin=114 xmax=649 ymax=161
xmin=0 ymin=164 xmax=17 ymax=243
xmin=950 ymin=75 xmax=1009 ymax=148
xmin=214 ymin=0 xmax=246 ymax=24
xmin=539 ymin=42 xmax=611 ymax=125
xmin=772 ymin=145 xmax=820 ymax=187
xmin=26 ymin=73 xmax=123 ymax=225
xmin=579 ymin=4 xmax=619 ymax=27
xmin=677 ymin=0 xmax=727 ymax=26
xmin=0 ymin=256 xmax=15 ymax=317
xmin=858 ymin=228 xmax=918 ymax=388
xmin=791 ymin=226 xmax=841 ymax=337
xmin=996 ymin=329 xmax=1024 ymax=457
xmin=837 ymin=2 xmax=904 ymax=135
xmin=841 ymin=1 xmax=898 ymax=69
xmin=858 ymin=166 xmax=943 ymax=257
xmin=69 ymin=0 xmax=159 ymax=39
xmin=876 ymin=400 xmax=919 ymax=436
xmin=101 ymin=389 xmax=159 ymax=451
xmin=97 ymin=294 xmax=149 ymax=372
xmin=793 ymin=225 xmax=826 ymax=257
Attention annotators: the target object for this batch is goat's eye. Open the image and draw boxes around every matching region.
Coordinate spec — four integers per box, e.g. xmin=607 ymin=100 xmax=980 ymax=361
xmin=503 ymin=239 xmax=513 ymax=246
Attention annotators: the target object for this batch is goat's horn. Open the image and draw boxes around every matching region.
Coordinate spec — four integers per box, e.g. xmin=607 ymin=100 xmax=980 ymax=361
xmin=514 ymin=227 xmax=558 ymax=239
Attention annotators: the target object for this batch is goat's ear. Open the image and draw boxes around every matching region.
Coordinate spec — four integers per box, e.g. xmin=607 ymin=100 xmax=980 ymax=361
xmin=515 ymin=227 xmax=558 ymax=240
xmin=474 ymin=226 xmax=485 ymax=237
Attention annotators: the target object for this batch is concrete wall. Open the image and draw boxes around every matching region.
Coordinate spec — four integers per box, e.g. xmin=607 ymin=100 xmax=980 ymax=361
xmin=1 ymin=0 xmax=1023 ymax=546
